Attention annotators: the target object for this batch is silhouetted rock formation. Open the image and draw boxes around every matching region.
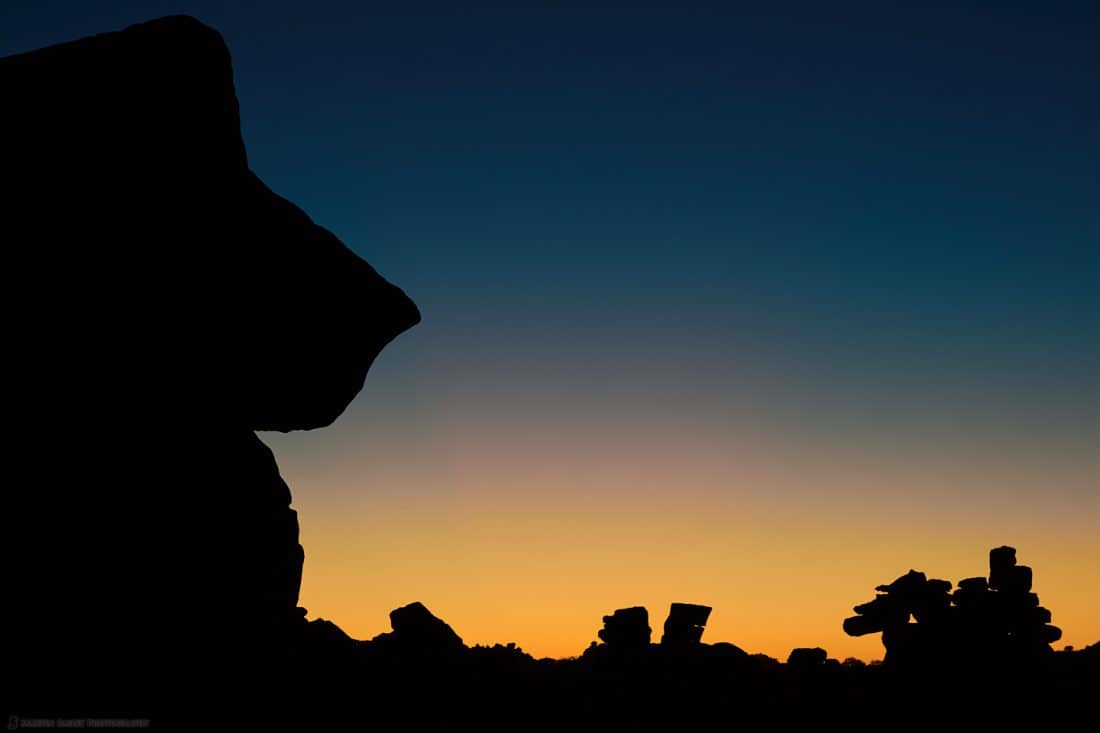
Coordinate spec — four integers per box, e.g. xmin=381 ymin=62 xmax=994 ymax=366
xmin=953 ymin=546 xmax=1061 ymax=656
xmin=325 ymin=600 xmax=1095 ymax=725
xmin=661 ymin=602 xmax=712 ymax=646
xmin=787 ymin=647 xmax=828 ymax=667
xmin=370 ymin=601 xmax=465 ymax=656
xmin=5 ymin=15 xmax=1098 ymax=727
xmin=4 ymin=15 xmax=418 ymax=723
xmin=843 ymin=546 xmax=1062 ymax=668
xmin=596 ymin=606 xmax=652 ymax=649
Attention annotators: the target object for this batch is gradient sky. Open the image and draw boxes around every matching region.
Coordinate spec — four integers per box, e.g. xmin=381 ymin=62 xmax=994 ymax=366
xmin=5 ymin=1 xmax=1097 ymax=660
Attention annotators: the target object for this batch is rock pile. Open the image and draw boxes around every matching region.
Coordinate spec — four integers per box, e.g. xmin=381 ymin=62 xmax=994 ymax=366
xmin=593 ymin=602 xmax=718 ymax=652
xmin=954 ymin=546 xmax=1061 ymax=657
xmin=843 ymin=546 xmax=1061 ymax=665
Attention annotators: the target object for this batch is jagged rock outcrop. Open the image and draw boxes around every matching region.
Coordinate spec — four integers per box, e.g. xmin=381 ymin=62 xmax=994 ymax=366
xmin=370 ymin=601 xmax=466 ymax=656
xmin=4 ymin=15 xmax=418 ymax=720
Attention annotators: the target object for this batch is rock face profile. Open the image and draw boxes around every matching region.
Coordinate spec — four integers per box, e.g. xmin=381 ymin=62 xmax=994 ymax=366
xmin=5 ymin=14 xmax=1099 ymax=727
xmin=3 ymin=15 xmax=418 ymax=719
xmin=843 ymin=546 xmax=1062 ymax=667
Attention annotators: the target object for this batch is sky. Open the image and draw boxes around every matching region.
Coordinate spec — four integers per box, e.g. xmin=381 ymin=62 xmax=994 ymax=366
xmin=4 ymin=1 xmax=1097 ymax=660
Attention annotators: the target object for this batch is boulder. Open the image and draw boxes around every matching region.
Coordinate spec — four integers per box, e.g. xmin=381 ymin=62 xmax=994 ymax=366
xmin=661 ymin=602 xmax=712 ymax=646
xmin=988 ymin=546 xmax=1017 ymax=590
xmin=379 ymin=601 xmax=466 ymax=653
xmin=598 ymin=606 xmax=652 ymax=649
xmin=999 ymin=565 xmax=1033 ymax=595
xmin=957 ymin=577 xmax=988 ymax=592
xmin=844 ymin=615 xmax=887 ymax=637
xmin=787 ymin=647 xmax=828 ymax=667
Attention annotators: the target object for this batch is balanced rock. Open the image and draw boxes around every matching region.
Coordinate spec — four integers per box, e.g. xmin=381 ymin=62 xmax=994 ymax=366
xmin=988 ymin=546 xmax=1017 ymax=590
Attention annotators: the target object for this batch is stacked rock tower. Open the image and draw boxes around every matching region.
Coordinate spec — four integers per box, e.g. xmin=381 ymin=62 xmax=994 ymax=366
xmin=843 ymin=546 xmax=1061 ymax=666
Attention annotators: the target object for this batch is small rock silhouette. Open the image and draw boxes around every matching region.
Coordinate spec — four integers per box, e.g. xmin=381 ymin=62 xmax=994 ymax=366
xmin=661 ymin=603 xmax=713 ymax=646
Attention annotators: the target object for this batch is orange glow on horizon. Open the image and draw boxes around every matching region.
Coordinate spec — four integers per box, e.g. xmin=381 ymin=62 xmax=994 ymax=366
xmin=271 ymin=409 xmax=1100 ymax=661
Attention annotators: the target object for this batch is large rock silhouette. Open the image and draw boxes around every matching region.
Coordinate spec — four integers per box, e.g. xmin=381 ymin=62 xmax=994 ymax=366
xmin=842 ymin=546 xmax=1061 ymax=668
xmin=4 ymin=15 xmax=418 ymax=718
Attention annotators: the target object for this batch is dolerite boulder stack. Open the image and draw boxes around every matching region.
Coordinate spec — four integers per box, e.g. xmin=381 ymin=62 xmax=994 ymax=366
xmin=3 ymin=15 xmax=419 ymax=721
xmin=953 ymin=546 xmax=1061 ymax=657
xmin=843 ymin=547 xmax=1061 ymax=668
xmin=596 ymin=607 xmax=652 ymax=650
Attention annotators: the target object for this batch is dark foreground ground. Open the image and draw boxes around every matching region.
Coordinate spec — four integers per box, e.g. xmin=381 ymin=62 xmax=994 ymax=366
xmin=13 ymin=615 xmax=1095 ymax=730
xmin=294 ymin=631 xmax=1099 ymax=727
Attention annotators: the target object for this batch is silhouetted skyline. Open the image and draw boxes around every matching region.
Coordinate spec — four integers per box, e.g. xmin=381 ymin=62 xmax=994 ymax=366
xmin=3 ymin=2 xmax=1097 ymax=660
